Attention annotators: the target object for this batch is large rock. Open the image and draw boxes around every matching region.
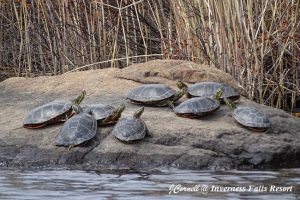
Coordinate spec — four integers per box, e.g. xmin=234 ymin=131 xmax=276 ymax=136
xmin=116 ymin=59 xmax=246 ymax=95
xmin=0 ymin=60 xmax=300 ymax=170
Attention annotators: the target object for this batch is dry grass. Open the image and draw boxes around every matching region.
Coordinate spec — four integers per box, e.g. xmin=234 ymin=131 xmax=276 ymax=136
xmin=0 ymin=0 xmax=299 ymax=111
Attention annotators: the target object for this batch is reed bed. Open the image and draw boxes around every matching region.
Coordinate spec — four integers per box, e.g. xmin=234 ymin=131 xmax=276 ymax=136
xmin=0 ymin=0 xmax=299 ymax=111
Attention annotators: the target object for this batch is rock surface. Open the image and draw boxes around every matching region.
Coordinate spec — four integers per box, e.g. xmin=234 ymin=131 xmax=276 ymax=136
xmin=0 ymin=59 xmax=300 ymax=170
xmin=116 ymin=59 xmax=246 ymax=95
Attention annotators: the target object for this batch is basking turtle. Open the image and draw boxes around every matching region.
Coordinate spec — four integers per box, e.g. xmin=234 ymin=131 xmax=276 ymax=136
xmin=83 ymin=104 xmax=125 ymax=126
xmin=177 ymin=81 xmax=239 ymax=102
xmin=231 ymin=106 xmax=270 ymax=132
xmin=173 ymin=97 xmax=220 ymax=118
xmin=171 ymin=87 xmax=223 ymax=118
xmin=127 ymin=82 xmax=186 ymax=106
xmin=112 ymin=107 xmax=147 ymax=142
xmin=55 ymin=109 xmax=97 ymax=150
xmin=23 ymin=91 xmax=86 ymax=129
xmin=224 ymin=97 xmax=270 ymax=132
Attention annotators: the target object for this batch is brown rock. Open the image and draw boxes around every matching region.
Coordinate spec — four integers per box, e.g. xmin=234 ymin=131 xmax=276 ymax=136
xmin=0 ymin=62 xmax=300 ymax=170
xmin=116 ymin=59 xmax=246 ymax=95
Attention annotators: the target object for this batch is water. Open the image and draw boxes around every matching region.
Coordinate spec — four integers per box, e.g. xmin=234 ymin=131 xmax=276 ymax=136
xmin=0 ymin=168 xmax=299 ymax=200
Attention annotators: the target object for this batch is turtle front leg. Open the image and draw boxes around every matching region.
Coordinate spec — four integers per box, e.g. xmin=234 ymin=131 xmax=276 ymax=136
xmin=170 ymin=90 xmax=186 ymax=103
xmin=165 ymin=100 xmax=175 ymax=109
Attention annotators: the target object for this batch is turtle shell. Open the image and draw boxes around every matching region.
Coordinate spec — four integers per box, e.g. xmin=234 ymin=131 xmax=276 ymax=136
xmin=83 ymin=104 xmax=115 ymax=121
xmin=127 ymin=84 xmax=176 ymax=103
xmin=23 ymin=100 xmax=74 ymax=128
xmin=55 ymin=112 xmax=97 ymax=146
xmin=174 ymin=97 xmax=220 ymax=117
xmin=232 ymin=106 xmax=270 ymax=131
xmin=187 ymin=82 xmax=239 ymax=100
xmin=112 ymin=116 xmax=147 ymax=142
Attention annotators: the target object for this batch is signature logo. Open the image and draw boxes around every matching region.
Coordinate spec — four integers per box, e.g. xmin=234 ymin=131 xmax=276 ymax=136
xmin=169 ymin=184 xmax=209 ymax=194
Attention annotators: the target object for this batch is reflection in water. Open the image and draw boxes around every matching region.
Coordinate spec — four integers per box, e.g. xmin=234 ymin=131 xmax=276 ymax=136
xmin=0 ymin=168 xmax=299 ymax=200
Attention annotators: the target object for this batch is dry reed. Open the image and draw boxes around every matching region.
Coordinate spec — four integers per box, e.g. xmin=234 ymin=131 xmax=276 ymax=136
xmin=0 ymin=0 xmax=299 ymax=111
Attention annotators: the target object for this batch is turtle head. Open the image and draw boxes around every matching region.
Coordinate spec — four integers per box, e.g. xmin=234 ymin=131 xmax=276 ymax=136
xmin=134 ymin=107 xmax=144 ymax=118
xmin=224 ymin=98 xmax=237 ymax=110
xmin=102 ymin=104 xmax=125 ymax=124
xmin=214 ymin=87 xmax=224 ymax=101
xmin=112 ymin=104 xmax=125 ymax=120
xmin=73 ymin=90 xmax=86 ymax=105
xmin=176 ymin=80 xmax=188 ymax=90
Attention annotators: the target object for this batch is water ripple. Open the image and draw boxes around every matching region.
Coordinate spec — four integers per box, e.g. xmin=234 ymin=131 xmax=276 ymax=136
xmin=0 ymin=168 xmax=299 ymax=200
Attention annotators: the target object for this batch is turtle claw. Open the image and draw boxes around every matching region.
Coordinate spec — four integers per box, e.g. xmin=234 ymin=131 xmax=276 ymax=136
xmin=68 ymin=145 xmax=74 ymax=151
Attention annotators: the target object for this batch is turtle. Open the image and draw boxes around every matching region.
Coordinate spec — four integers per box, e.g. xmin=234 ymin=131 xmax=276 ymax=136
xmin=112 ymin=107 xmax=147 ymax=142
xmin=173 ymin=97 xmax=220 ymax=118
xmin=177 ymin=81 xmax=240 ymax=102
xmin=23 ymin=90 xmax=86 ymax=129
xmin=82 ymin=104 xmax=125 ymax=126
xmin=171 ymin=87 xmax=223 ymax=118
xmin=231 ymin=106 xmax=270 ymax=132
xmin=55 ymin=109 xmax=97 ymax=150
xmin=127 ymin=81 xmax=186 ymax=106
xmin=222 ymin=95 xmax=270 ymax=132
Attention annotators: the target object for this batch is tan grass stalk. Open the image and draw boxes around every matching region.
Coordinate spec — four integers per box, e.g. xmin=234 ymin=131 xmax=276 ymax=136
xmin=0 ymin=0 xmax=299 ymax=111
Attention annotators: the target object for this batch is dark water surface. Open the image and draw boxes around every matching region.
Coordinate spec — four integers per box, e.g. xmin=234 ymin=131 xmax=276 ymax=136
xmin=0 ymin=168 xmax=299 ymax=200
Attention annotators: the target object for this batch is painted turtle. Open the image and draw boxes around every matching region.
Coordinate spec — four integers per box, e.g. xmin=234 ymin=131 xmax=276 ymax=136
xmin=83 ymin=104 xmax=125 ymax=126
xmin=232 ymin=106 xmax=270 ymax=132
xmin=55 ymin=109 xmax=97 ymax=150
xmin=23 ymin=91 xmax=86 ymax=128
xmin=178 ymin=81 xmax=239 ymax=102
xmin=112 ymin=107 xmax=147 ymax=142
xmin=127 ymin=82 xmax=185 ymax=106
xmin=222 ymin=93 xmax=270 ymax=132
xmin=173 ymin=97 xmax=220 ymax=118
